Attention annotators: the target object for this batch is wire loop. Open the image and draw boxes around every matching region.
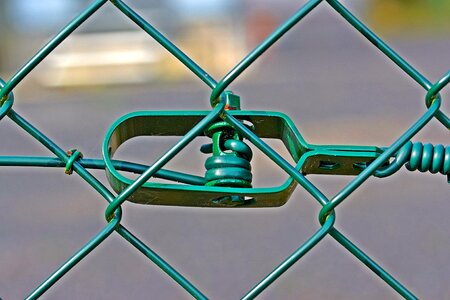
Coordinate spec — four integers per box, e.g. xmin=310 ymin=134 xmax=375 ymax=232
xmin=374 ymin=141 xmax=449 ymax=178
xmin=0 ymin=78 xmax=14 ymax=121
xmin=425 ymin=70 xmax=450 ymax=128
xmin=65 ymin=148 xmax=83 ymax=175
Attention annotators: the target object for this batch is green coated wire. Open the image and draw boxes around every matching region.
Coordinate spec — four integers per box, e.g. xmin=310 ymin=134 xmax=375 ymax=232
xmin=210 ymin=0 xmax=323 ymax=106
xmin=319 ymin=99 xmax=441 ymax=224
xmin=329 ymin=229 xmax=418 ymax=300
xmin=0 ymin=156 xmax=206 ymax=185
xmin=0 ymin=0 xmax=108 ymax=101
xmin=224 ymin=112 xmax=418 ymax=299
xmin=326 ymin=0 xmax=449 ymax=128
xmin=110 ymin=0 xmax=218 ymax=89
xmin=242 ymin=214 xmax=336 ymax=300
xmin=0 ymin=79 xmax=13 ymax=120
xmin=425 ymin=70 xmax=450 ymax=128
xmin=7 ymin=109 xmax=207 ymax=299
xmin=0 ymin=0 xmax=448 ymax=298
xmin=104 ymin=101 xmax=226 ymax=220
xmin=26 ymin=216 xmax=121 ymax=299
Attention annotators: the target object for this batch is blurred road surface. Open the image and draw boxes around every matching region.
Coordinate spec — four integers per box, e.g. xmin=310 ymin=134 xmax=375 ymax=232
xmin=1 ymin=6 xmax=449 ymax=300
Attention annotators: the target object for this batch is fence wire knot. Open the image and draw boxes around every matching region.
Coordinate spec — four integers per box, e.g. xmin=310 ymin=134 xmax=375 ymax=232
xmin=0 ymin=78 xmax=14 ymax=121
xmin=64 ymin=148 xmax=83 ymax=175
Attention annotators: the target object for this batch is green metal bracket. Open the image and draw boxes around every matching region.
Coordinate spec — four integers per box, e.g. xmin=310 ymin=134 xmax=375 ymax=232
xmin=0 ymin=0 xmax=448 ymax=297
xmin=103 ymin=110 xmax=381 ymax=207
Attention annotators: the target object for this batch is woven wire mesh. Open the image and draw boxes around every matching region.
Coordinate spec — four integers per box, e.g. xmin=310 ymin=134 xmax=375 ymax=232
xmin=0 ymin=0 xmax=449 ymax=299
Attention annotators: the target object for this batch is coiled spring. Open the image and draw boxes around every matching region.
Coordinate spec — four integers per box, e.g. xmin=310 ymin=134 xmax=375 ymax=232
xmin=375 ymin=141 xmax=450 ymax=178
xmin=201 ymin=120 xmax=253 ymax=188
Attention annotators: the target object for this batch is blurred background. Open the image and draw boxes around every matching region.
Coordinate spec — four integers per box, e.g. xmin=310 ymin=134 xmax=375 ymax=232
xmin=0 ymin=0 xmax=449 ymax=299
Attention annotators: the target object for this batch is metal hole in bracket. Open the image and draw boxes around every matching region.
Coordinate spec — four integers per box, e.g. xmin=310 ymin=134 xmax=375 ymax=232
xmin=242 ymin=120 xmax=255 ymax=129
xmin=353 ymin=162 xmax=369 ymax=171
xmin=319 ymin=161 xmax=340 ymax=170
xmin=212 ymin=195 xmax=256 ymax=207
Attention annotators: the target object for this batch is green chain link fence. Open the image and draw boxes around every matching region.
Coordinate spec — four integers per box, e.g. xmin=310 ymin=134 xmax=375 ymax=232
xmin=0 ymin=0 xmax=449 ymax=299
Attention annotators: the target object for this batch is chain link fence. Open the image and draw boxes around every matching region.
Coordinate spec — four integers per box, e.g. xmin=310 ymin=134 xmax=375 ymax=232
xmin=0 ymin=0 xmax=449 ymax=299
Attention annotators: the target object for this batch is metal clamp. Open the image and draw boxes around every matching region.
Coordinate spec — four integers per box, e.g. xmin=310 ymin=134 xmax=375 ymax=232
xmin=103 ymin=110 xmax=382 ymax=207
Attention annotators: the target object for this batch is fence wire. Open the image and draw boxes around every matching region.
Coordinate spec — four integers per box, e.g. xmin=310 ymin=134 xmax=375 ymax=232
xmin=0 ymin=0 xmax=449 ymax=299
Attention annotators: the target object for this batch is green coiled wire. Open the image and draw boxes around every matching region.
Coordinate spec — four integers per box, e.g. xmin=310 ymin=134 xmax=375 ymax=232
xmin=201 ymin=120 xmax=253 ymax=188
xmin=375 ymin=141 xmax=449 ymax=177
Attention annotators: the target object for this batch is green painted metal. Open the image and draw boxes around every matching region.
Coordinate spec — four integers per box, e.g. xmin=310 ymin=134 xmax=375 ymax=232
xmin=103 ymin=109 xmax=382 ymax=208
xmin=6 ymin=108 xmax=206 ymax=300
xmin=0 ymin=78 xmax=14 ymax=120
xmin=0 ymin=0 xmax=448 ymax=299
